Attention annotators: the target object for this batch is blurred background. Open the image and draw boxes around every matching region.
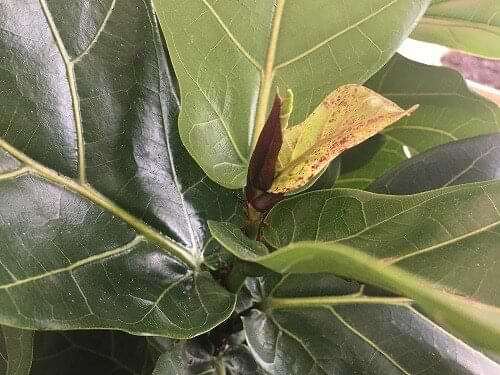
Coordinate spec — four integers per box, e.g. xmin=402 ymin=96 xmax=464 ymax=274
xmin=400 ymin=38 xmax=500 ymax=106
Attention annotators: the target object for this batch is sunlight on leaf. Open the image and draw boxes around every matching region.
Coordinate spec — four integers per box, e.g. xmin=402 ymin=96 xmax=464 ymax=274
xmin=270 ymin=85 xmax=418 ymax=194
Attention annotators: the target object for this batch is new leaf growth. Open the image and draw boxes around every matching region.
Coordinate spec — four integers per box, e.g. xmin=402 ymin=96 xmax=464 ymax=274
xmin=246 ymin=85 xmax=418 ymax=212
xmin=271 ymin=85 xmax=418 ymax=193
xmin=246 ymin=95 xmax=285 ymax=212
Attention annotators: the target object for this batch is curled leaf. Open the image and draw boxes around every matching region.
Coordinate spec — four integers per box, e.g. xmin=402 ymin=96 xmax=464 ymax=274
xmin=270 ymin=85 xmax=418 ymax=194
xmin=246 ymin=95 xmax=284 ymax=212
xmin=247 ymin=95 xmax=283 ymax=192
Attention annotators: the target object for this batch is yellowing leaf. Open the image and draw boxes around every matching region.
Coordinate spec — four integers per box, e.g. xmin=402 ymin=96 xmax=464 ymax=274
xmin=279 ymin=89 xmax=294 ymax=131
xmin=270 ymin=85 xmax=418 ymax=194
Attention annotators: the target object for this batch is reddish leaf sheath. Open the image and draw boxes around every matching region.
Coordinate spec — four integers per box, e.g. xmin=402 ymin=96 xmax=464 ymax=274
xmin=246 ymin=95 xmax=284 ymax=212
xmin=247 ymin=190 xmax=284 ymax=212
xmin=247 ymin=95 xmax=283 ymax=190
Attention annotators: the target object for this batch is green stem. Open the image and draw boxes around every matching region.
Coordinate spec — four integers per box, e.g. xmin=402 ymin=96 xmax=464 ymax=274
xmin=244 ymin=203 xmax=262 ymax=240
xmin=267 ymin=294 xmax=412 ymax=311
xmin=215 ymin=359 xmax=226 ymax=375
xmin=0 ymin=138 xmax=199 ymax=270
xmin=251 ymin=0 xmax=286 ymax=150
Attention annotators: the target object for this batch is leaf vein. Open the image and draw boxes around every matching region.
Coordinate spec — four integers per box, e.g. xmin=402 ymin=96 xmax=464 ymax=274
xmin=148 ymin=6 xmax=201 ymax=256
xmin=324 ymin=306 xmax=411 ymax=375
xmin=0 ymin=237 xmax=144 ymax=290
xmin=198 ymin=0 xmax=261 ymax=70
xmin=0 ymin=137 xmax=198 ymax=268
xmin=166 ymin=31 xmax=247 ymax=162
xmin=71 ymin=0 xmax=117 ymax=63
xmin=443 ymin=146 xmax=500 ymax=187
xmin=0 ymin=167 xmax=30 ymax=181
xmin=274 ymin=0 xmax=401 ymax=70
xmin=385 ymin=125 xmax=458 ymax=141
xmin=38 ymin=0 xmax=86 ymax=183
xmin=270 ymin=314 xmax=328 ymax=375
xmin=388 ymin=220 xmax=500 ymax=265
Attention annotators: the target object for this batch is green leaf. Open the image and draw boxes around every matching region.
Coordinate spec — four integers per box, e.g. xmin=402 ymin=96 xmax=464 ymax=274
xmin=210 ymin=181 xmax=500 ymax=351
xmin=336 ymin=54 xmax=500 ymax=189
xmin=412 ymin=0 xmax=500 ymax=59
xmin=29 ymin=330 xmax=156 ymax=375
xmin=369 ymin=133 xmax=500 ymax=194
xmin=0 ymin=0 xmax=238 ymax=337
xmin=154 ymin=0 xmax=431 ymax=188
xmin=243 ymin=273 xmax=500 ymax=374
xmin=151 ymin=339 xmax=264 ymax=375
xmin=0 ymin=327 xmax=33 ymax=375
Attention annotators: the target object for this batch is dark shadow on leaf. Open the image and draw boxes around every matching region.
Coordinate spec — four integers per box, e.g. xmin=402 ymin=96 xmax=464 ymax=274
xmin=339 ymin=134 xmax=386 ymax=175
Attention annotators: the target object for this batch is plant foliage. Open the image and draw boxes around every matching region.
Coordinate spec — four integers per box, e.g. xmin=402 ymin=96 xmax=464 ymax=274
xmin=1 ymin=0 xmax=499 ymax=373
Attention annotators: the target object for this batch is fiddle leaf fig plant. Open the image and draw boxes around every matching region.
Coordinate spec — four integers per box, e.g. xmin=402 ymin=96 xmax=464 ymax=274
xmin=0 ymin=0 xmax=500 ymax=374
xmin=153 ymin=0 xmax=431 ymax=188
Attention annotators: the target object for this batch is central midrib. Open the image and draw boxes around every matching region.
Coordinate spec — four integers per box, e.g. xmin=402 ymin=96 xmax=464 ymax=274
xmin=35 ymin=0 xmax=200 ymax=268
xmin=251 ymin=0 xmax=287 ymax=151
xmin=38 ymin=0 xmax=87 ymax=184
xmin=198 ymin=0 xmax=406 ymax=162
xmin=0 ymin=137 xmax=199 ymax=270
xmin=251 ymin=0 xmax=403 ymax=152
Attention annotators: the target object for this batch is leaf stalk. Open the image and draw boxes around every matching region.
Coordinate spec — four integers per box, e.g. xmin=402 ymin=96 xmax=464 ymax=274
xmin=266 ymin=294 xmax=413 ymax=311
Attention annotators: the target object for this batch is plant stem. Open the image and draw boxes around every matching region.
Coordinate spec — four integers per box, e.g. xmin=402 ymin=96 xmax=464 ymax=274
xmin=215 ymin=359 xmax=226 ymax=375
xmin=251 ymin=0 xmax=286 ymax=150
xmin=244 ymin=203 xmax=262 ymax=240
xmin=0 ymin=138 xmax=199 ymax=270
xmin=267 ymin=294 xmax=413 ymax=311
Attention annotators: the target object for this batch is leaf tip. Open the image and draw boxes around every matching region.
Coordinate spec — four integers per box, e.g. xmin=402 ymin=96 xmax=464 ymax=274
xmin=406 ymin=104 xmax=419 ymax=116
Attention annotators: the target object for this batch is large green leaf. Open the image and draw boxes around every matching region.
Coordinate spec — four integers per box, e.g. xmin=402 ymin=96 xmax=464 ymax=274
xmin=154 ymin=0 xmax=431 ymax=188
xmin=209 ymin=181 xmax=500 ymax=351
xmin=369 ymin=133 xmax=500 ymax=194
xmin=29 ymin=330 xmax=156 ymax=375
xmin=0 ymin=327 xmax=33 ymax=375
xmin=337 ymin=54 xmax=500 ymax=189
xmin=243 ymin=273 xmax=499 ymax=374
xmin=0 ymin=0 xmax=239 ymax=337
xmin=412 ymin=0 xmax=500 ymax=59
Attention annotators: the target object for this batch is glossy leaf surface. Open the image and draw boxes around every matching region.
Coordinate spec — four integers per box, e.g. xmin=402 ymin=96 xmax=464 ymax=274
xmin=243 ymin=274 xmax=499 ymax=374
xmin=412 ymin=0 xmax=500 ymax=58
xmin=369 ymin=133 xmax=500 ymax=194
xmin=264 ymin=182 xmax=500 ymax=351
xmin=154 ymin=0 xmax=431 ymax=188
xmin=0 ymin=0 xmax=238 ymax=338
xmin=210 ymin=180 xmax=500 ymax=351
xmin=337 ymin=54 xmax=500 ymax=189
